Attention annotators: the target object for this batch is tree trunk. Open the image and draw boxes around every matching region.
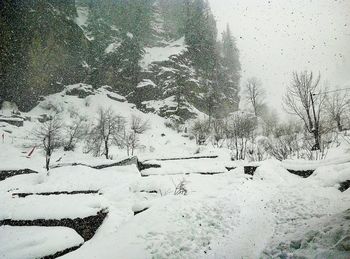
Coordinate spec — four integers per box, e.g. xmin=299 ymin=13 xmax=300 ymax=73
xmin=46 ymin=153 xmax=50 ymax=172
xmin=310 ymin=93 xmax=320 ymax=151
xmin=235 ymin=139 xmax=238 ymax=160
xmin=336 ymin=115 xmax=342 ymax=131
xmin=104 ymin=140 xmax=109 ymax=159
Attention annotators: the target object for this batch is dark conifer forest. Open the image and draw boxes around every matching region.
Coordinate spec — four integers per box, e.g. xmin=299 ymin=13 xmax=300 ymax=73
xmin=0 ymin=0 xmax=241 ymax=121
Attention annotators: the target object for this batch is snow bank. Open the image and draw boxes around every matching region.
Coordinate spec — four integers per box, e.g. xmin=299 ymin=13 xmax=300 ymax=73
xmin=141 ymin=37 xmax=186 ymax=69
xmin=0 ymin=194 xmax=105 ymax=220
xmin=142 ymin=157 xmax=228 ymax=176
xmin=253 ymin=160 xmax=301 ymax=185
xmin=141 ymin=96 xmax=177 ymax=112
xmin=131 ymin=200 xmax=152 ymax=213
xmin=309 ymin=162 xmax=350 ymax=188
xmin=1 ymin=165 xmax=139 ymax=195
xmin=0 ymin=226 xmax=83 ymax=259
xmin=282 ymin=155 xmax=350 ymax=171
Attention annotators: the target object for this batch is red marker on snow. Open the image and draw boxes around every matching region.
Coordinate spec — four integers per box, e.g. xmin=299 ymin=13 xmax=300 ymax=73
xmin=27 ymin=146 xmax=36 ymax=158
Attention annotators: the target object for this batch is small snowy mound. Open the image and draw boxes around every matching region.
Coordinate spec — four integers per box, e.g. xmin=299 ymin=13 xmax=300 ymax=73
xmin=253 ymin=160 xmax=301 ymax=185
xmin=310 ymin=162 xmax=350 ymax=188
xmin=282 ymin=155 xmax=350 ymax=171
xmin=0 ymin=226 xmax=83 ymax=259
xmin=132 ymin=200 xmax=152 ymax=214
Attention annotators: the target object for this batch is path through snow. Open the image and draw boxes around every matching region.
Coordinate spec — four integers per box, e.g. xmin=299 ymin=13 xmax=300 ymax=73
xmin=1 ymin=159 xmax=349 ymax=258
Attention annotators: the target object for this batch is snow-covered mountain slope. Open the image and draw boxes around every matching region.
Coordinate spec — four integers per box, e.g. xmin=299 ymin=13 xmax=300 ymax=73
xmin=0 ymin=83 xmax=202 ymax=165
xmin=1 ymin=84 xmax=350 ymax=258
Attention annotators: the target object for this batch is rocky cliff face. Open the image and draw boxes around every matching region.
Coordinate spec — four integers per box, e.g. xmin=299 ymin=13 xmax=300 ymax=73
xmin=0 ymin=0 xmax=90 ymax=110
xmin=0 ymin=0 xmax=241 ymax=123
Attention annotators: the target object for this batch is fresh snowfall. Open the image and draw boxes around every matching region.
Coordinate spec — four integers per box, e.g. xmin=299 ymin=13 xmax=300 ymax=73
xmin=0 ymin=84 xmax=349 ymax=259
xmin=1 ymin=1 xmax=350 ymax=259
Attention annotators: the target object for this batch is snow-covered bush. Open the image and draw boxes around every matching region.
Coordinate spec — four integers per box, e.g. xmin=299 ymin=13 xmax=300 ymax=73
xmin=190 ymin=119 xmax=210 ymax=145
xmin=173 ymin=178 xmax=188 ymax=196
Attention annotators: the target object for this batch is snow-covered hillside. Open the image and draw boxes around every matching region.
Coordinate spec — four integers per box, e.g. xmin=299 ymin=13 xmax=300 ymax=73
xmin=1 ymin=84 xmax=350 ymax=258
xmin=0 ymin=84 xmax=201 ymax=165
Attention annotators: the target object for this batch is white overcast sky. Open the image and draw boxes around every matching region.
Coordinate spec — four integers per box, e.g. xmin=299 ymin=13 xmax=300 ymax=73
xmin=208 ymin=0 xmax=350 ymax=112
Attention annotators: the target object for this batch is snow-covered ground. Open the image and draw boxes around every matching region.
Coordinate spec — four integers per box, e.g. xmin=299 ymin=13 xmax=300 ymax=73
xmin=0 ymin=226 xmax=83 ymax=259
xmin=1 ymin=152 xmax=349 ymax=258
xmin=1 ymin=85 xmax=350 ymax=258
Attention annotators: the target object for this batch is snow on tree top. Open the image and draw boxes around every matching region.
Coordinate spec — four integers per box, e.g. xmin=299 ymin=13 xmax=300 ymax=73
xmin=141 ymin=37 xmax=186 ymax=69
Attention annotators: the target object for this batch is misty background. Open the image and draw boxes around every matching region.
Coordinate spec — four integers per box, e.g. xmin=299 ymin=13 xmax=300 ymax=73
xmin=209 ymin=0 xmax=350 ymax=112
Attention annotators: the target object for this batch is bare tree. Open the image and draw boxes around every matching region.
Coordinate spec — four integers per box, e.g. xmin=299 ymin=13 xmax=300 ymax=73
xmin=123 ymin=115 xmax=149 ymax=156
xmin=325 ymin=90 xmax=349 ymax=131
xmin=64 ymin=111 xmax=88 ymax=151
xmin=283 ymin=71 xmax=326 ymax=151
xmin=225 ymin=112 xmax=257 ymax=160
xmin=211 ymin=119 xmax=226 ymax=147
xmin=33 ymin=115 xmax=63 ymax=172
xmin=86 ymin=108 xmax=125 ymax=159
xmin=244 ymin=77 xmax=265 ymax=116
xmin=261 ymin=109 xmax=279 ymax=137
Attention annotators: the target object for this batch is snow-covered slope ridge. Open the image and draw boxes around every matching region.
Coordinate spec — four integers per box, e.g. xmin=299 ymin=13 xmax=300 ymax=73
xmin=25 ymin=84 xmax=198 ymax=161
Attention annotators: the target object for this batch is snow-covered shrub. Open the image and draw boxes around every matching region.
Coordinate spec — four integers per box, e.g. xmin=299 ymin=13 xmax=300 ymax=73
xmin=164 ymin=121 xmax=173 ymax=129
xmin=263 ymin=121 xmax=302 ymax=160
xmin=190 ymin=119 xmax=210 ymax=145
xmin=173 ymin=178 xmax=188 ymax=195
xmin=164 ymin=118 xmax=185 ymax=133
xmin=264 ymin=135 xmax=299 ymax=161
